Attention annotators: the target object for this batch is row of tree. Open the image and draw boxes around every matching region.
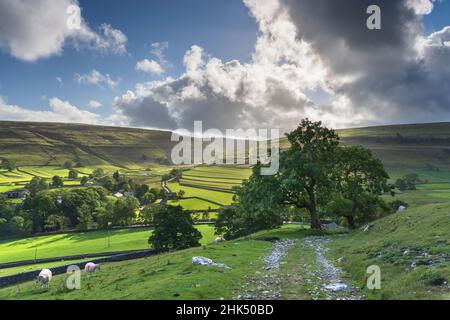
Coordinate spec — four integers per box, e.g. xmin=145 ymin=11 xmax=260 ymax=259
xmin=0 ymin=186 xmax=143 ymax=237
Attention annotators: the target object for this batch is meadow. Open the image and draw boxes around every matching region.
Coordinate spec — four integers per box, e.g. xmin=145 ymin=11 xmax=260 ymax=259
xmin=166 ymin=166 xmax=251 ymax=209
xmin=0 ymin=226 xmax=302 ymax=300
xmin=0 ymin=225 xmax=215 ymax=264
xmin=3 ymin=211 xmax=448 ymax=300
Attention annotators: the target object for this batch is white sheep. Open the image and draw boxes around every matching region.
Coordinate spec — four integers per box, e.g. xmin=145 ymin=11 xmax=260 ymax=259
xmin=84 ymin=262 xmax=101 ymax=274
xmin=36 ymin=269 xmax=52 ymax=287
xmin=214 ymin=236 xmax=226 ymax=243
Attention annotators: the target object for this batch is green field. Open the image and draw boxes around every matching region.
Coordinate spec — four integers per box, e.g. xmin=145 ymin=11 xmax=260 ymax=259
xmin=0 ymin=226 xmax=302 ymax=300
xmin=4 ymin=213 xmax=447 ymax=300
xmin=168 ymin=198 xmax=221 ymax=211
xmin=168 ymin=183 xmax=235 ymax=206
xmin=166 ymin=166 xmax=251 ymax=210
xmin=0 ymin=225 xmax=215 ymax=264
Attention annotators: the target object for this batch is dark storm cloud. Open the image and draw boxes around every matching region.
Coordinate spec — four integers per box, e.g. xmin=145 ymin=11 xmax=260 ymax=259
xmin=281 ymin=0 xmax=450 ymax=124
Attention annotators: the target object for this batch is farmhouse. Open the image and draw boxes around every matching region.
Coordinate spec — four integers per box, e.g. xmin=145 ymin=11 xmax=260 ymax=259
xmin=1 ymin=189 xmax=30 ymax=199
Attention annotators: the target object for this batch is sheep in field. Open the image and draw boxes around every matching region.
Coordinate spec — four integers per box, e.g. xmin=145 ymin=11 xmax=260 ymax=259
xmin=214 ymin=236 xmax=226 ymax=243
xmin=36 ymin=269 xmax=52 ymax=288
xmin=84 ymin=262 xmax=101 ymax=274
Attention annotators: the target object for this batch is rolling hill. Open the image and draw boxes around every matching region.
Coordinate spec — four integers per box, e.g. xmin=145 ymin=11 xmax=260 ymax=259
xmin=2 ymin=120 xmax=450 ymax=181
xmin=280 ymin=122 xmax=450 ymax=181
xmin=0 ymin=121 xmax=175 ymax=167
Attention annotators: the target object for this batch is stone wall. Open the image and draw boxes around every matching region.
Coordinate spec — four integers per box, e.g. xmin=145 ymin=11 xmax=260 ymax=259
xmin=0 ymin=249 xmax=156 ymax=288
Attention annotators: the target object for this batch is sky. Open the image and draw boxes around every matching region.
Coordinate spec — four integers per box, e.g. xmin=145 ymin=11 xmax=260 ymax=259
xmin=0 ymin=0 xmax=450 ymax=133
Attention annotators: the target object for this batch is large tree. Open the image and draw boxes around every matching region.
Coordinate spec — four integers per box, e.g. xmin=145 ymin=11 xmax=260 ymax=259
xmin=278 ymin=119 xmax=340 ymax=228
xmin=149 ymin=205 xmax=202 ymax=253
xmin=26 ymin=176 xmax=48 ymax=196
xmin=113 ymin=196 xmax=139 ymax=226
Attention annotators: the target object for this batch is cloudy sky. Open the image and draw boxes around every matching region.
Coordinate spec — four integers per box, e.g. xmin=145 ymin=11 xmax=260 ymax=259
xmin=0 ymin=0 xmax=450 ymax=133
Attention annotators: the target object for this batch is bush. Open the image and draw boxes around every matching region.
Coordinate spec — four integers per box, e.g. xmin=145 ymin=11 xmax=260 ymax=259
xmin=51 ymin=175 xmax=64 ymax=188
xmin=149 ymin=205 xmax=202 ymax=253
xmin=63 ymin=161 xmax=74 ymax=169
xmin=68 ymin=170 xmax=78 ymax=179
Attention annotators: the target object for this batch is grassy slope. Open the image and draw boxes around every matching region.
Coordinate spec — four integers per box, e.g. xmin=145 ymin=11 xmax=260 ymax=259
xmin=0 ymin=213 xmax=448 ymax=300
xmin=167 ymin=166 xmax=251 ymax=209
xmin=0 ymin=226 xmax=215 ymax=264
xmin=328 ymin=203 xmax=450 ymax=300
xmin=0 ymin=121 xmax=174 ymax=167
xmin=280 ymin=122 xmax=450 ymax=182
xmin=0 ymin=227 xmax=309 ymax=300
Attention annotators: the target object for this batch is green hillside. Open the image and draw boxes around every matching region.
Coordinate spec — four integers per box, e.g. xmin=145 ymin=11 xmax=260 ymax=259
xmin=3 ymin=120 xmax=450 ymax=179
xmin=279 ymin=122 xmax=450 ymax=182
xmin=329 ymin=202 xmax=450 ymax=299
xmin=0 ymin=121 xmax=175 ymax=167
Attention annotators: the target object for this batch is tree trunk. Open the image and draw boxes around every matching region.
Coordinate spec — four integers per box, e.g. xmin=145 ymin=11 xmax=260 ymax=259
xmin=310 ymin=207 xmax=322 ymax=229
xmin=346 ymin=215 xmax=356 ymax=229
xmin=307 ymin=183 xmax=321 ymax=229
xmin=347 ymin=200 xmax=357 ymax=229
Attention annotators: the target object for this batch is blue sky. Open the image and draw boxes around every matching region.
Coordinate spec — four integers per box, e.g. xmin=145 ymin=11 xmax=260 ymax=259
xmin=0 ymin=0 xmax=257 ymax=119
xmin=1 ymin=0 xmax=450 ymax=131
xmin=424 ymin=0 xmax=450 ymax=32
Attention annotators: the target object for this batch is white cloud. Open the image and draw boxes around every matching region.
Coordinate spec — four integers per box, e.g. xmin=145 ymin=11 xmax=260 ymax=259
xmin=110 ymin=1 xmax=328 ymax=132
xmin=136 ymin=59 xmax=165 ymax=75
xmin=150 ymin=42 xmax=169 ymax=64
xmin=75 ymin=69 xmax=120 ymax=89
xmin=0 ymin=97 xmax=99 ymax=124
xmin=87 ymin=100 xmax=103 ymax=108
xmin=0 ymin=0 xmax=127 ymax=62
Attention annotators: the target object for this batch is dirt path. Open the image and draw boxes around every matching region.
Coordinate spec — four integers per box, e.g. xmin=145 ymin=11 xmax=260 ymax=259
xmin=301 ymin=236 xmax=363 ymax=300
xmin=237 ymin=236 xmax=362 ymax=300
xmin=237 ymin=240 xmax=295 ymax=300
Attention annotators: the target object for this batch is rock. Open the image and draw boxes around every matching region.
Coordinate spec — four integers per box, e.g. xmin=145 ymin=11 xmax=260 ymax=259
xmin=192 ymin=256 xmax=231 ymax=269
xmin=431 ymin=278 xmax=447 ymax=287
xmin=323 ymin=283 xmax=348 ymax=292
xmin=322 ymin=222 xmax=340 ymax=230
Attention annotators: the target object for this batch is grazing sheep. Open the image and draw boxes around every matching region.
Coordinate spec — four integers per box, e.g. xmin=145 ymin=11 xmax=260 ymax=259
xmin=36 ymin=269 xmax=52 ymax=287
xmin=215 ymin=236 xmax=226 ymax=243
xmin=84 ymin=262 xmax=101 ymax=274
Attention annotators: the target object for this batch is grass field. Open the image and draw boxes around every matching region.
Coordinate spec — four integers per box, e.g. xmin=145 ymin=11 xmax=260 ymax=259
xmin=0 ymin=207 xmax=448 ymax=299
xmin=166 ymin=166 xmax=251 ymax=210
xmin=168 ymin=183 xmax=235 ymax=206
xmin=168 ymin=198 xmax=221 ymax=211
xmin=0 ymin=226 xmax=302 ymax=300
xmin=0 ymin=225 xmax=215 ymax=264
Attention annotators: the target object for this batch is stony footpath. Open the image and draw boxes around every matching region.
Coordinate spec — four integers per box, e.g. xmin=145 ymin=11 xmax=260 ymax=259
xmin=302 ymin=236 xmax=363 ymax=300
xmin=237 ymin=240 xmax=295 ymax=300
